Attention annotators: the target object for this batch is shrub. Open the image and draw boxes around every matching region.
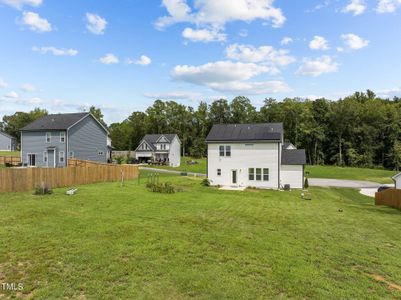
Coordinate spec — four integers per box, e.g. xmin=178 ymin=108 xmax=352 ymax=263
xmin=201 ymin=179 xmax=210 ymax=187
xmin=34 ymin=182 xmax=53 ymax=195
xmin=304 ymin=177 xmax=309 ymax=189
xmin=147 ymin=182 xmax=175 ymax=194
xmin=114 ymin=156 xmax=125 ymax=165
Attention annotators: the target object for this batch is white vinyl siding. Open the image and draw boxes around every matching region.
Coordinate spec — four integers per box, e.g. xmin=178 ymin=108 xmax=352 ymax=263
xmin=208 ymin=143 xmax=280 ymax=189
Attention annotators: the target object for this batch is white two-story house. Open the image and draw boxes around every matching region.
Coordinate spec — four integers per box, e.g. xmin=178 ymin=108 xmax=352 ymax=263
xmin=206 ymin=123 xmax=306 ymax=189
xmin=135 ymin=134 xmax=181 ymax=167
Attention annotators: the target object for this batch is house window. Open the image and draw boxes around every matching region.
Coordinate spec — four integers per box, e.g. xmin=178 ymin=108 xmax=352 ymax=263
xmin=43 ymin=151 xmax=48 ymax=163
xmin=60 ymin=132 xmax=65 ymax=143
xmin=248 ymin=168 xmax=254 ymax=180
xmin=217 ymin=169 xmax=221 ymax=176
xmin=256 ymin=168 xmax=262 ymax=181
xmin=219 ymin=145 xmax=231 ymax=157
xmin=28 ymin=154 xmax=36 ymax=166
xmin=225 ymin=146 xmax=231 ymax=157
xmin=219 ymin=145 xmax=225 ymax=157
xmin=263 ymin=168 xmax=269 ymax=181
xmin=45 ymin=132 xmax=51 ymax=143
xmin=69 ymin=151 xmax=74 ymax=159
xmin=98 ymin=151 xmax=104 ymax=156
xmin=59 ymin=151 xmax=65 ymax=163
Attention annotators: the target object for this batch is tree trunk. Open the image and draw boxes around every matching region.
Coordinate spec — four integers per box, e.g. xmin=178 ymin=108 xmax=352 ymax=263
xmin=338 ymin=136 xmax=342 ymax=166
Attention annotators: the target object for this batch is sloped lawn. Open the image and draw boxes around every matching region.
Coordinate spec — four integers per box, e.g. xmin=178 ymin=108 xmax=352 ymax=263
xmin=0 ymin=174 xmax=400 ymax=299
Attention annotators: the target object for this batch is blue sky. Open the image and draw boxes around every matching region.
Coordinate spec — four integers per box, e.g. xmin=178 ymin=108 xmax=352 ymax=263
xmin=0 ymin=0 xmax=400 ymax=123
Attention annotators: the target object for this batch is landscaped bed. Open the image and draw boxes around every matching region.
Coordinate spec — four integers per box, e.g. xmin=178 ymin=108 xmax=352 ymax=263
xmin=0 ymin=173 xmax=400 ymax=299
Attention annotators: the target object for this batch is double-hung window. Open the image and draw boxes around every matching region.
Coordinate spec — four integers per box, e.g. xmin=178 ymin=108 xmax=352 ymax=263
xmin=248 ymin=168 xmax=254 ymax=180
xmin=256 ymin=168 xmax=262 ymax=181
xmin=43 ymin=151 xmax=48 ymax=163
xmin=219 ymin=145 xmax=225 ymax=157
xmin=263 ymin=168 xmax=269 ymax=181
xmin=60 ymin=132 xmax=65 ymax=143
xmin=217 ymin=169 xmax=221 ymax=176
xmin=45 ymin=132 xmax=51 ymax=143
xmin=59 ymin=151 xmax=65 ymax=163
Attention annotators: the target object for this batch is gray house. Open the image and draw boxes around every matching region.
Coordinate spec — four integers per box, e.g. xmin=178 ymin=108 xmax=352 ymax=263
xmin=21 ymin=112 xmax=109 ymax=167
xmin=0 ymin=131 xmax=17 ymax=151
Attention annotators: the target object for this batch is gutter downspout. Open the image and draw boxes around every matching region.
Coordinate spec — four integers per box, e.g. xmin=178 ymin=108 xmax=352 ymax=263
xmin=66 ymin=129 xmax=69 ymax=168
xmin=278 ymin=142 xmax=280 ymax=190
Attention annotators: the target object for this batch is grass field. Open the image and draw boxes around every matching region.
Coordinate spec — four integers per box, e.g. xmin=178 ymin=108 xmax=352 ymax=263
xmin=0 ymin=173 xmax=401 ymax=299
xmin=0 ymin=151 xmax=20 ymax=157
xmin=305 ymin=165 xmax=396 ymax=184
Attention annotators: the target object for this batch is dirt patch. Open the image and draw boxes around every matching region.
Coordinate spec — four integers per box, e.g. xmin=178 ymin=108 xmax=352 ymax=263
xmin=372 ymin=274 xmax=401 ymax=291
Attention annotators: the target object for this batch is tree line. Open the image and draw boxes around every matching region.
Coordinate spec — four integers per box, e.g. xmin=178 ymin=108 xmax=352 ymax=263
xmin=1 ymin=90 xmax=401 ymax=170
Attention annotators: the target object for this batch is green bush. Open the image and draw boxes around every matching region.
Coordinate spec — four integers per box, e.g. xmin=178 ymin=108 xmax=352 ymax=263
xmin=147 ymin=182 xmax=175 ymax=194
xmin=201 ymin=178 xmax=210 ymax=187
xmin=34 ymin=183 xmax=53 ymax=195
xmin=114 ymin=156 xmax=125 ymax=164
xmin=304 ymin=177 xmax=309 ymax=189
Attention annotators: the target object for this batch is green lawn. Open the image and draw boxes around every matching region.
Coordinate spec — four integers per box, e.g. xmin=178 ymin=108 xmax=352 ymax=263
xmin=0 ymin=174 xmax=401 ymax=299
xmin=0 ymin=151 xmax=20 ymax=156
xmin=306 ymin=165 xmax=396 ymax=184
xmin=148 ymin=156 xmax=207 ymax=174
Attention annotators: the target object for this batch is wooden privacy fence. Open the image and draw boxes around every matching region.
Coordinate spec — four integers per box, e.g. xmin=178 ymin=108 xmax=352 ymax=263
xmin=0 ymin=159 xmax=139 ymax=193
xmin=375 ymin=188 xmax=401 ymax=210
xmin=0 ymin=156 xmax=21 ymax=166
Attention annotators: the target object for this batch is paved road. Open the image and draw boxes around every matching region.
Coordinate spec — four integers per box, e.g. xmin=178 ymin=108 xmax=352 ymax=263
xmin=308 ymin=178 xmax=383 ymax=188
xmin=140 ymin=167 xmax=387 ymax=189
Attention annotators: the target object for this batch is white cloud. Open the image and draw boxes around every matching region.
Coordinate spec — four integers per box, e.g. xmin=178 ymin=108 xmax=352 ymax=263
xmin=376 ymin=87 xmax=401 ymax=98
xmin=156 ymin=0 xmax=286 ymax=29
xmin=341 ymin=33 xmax=369 ymax=50
xmin=182 ymin=27 xmax=226 ymax=43
xmin=86 ymin=13 xmax=107 ymax=35
xmin=20 ymin=83 xmax=37 ymax=92
xmin=0 ymin=0 xmax=41 ymax=9
xmin=0 ymin=78 xmax=8 ymax=89
xmin=305 ymin=0 xmax=331 ymax=13
xmin=281 ymin=37 xmax=293 ymax=45
xmin=206 ymin=80 xmax=291 ymax=94
xmin=99 ymin=53 xmax=119 ymax=64
xmin=4 ymin=91 xmax=19 ymax=98
xmin=144 ymin=91 xmax=201 ymax=100
xmin=171 ymin=60 xmax=290 ymax=94
xmin=376 ymin=0 xmax=401 ymax=13
xmin=309 ymin=36 xmax=329 ymax=50
xmin=238 ymin=29 xmax=248 ymax=37
xmin=21 ymin=11 xmax=52 ymax=32
xmin=128 ymin=55 xmax=152 ymax=66
xmin=32 ymin=46 xmax=78 ymax=56
xmin=296 ymin=56 xmax=339 ymax=77
xmin=342 ymin=0 xmax=366 ymax=15
xmin=225 ymin=44 xmax=295 ymax=74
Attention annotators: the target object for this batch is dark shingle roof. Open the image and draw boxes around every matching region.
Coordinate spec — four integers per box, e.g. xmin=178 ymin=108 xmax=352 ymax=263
xmin=21 ymin=113 xmax=89 ymax=131
xmin=137 ymin=134 xmax=179 ymax=151
xmin=281 ymin=149 xmax=306 ymax=165
xmin=0 ymin=131 xmax=16 ymax=140
xmin=206 ymin=123 xmax=283 ymax=142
